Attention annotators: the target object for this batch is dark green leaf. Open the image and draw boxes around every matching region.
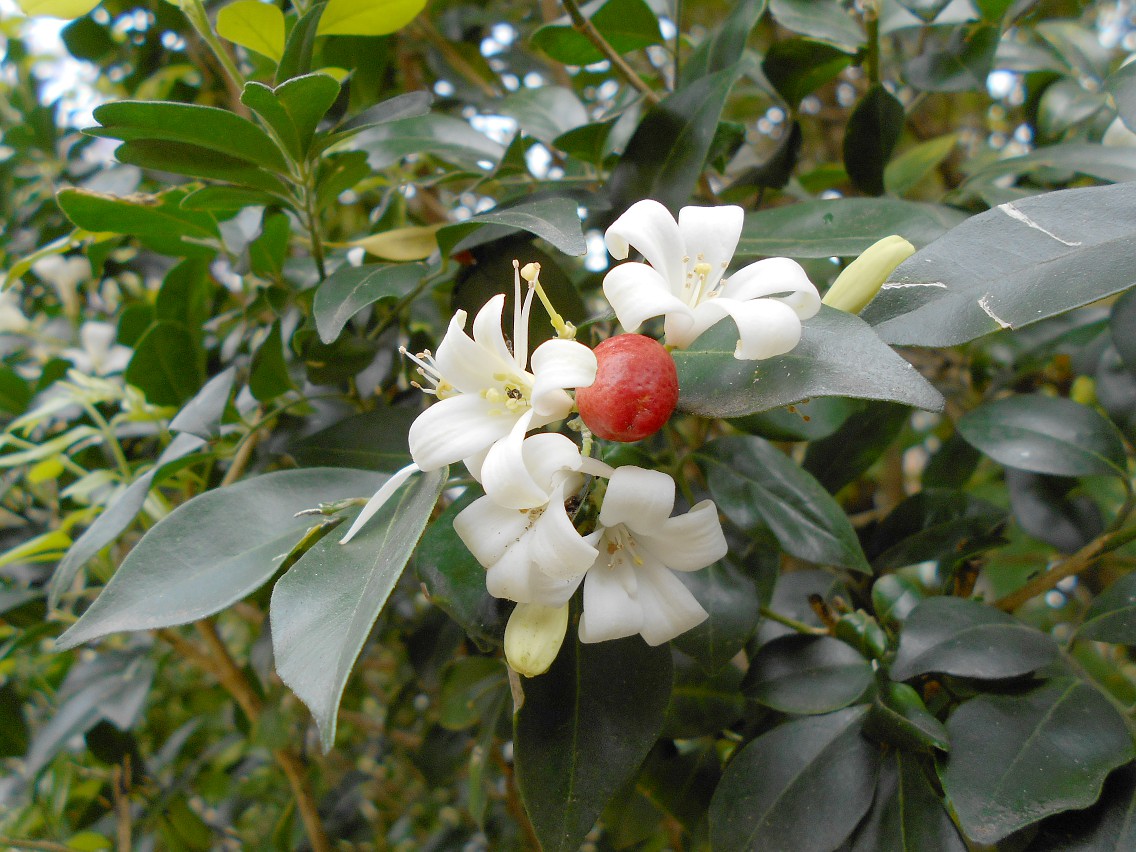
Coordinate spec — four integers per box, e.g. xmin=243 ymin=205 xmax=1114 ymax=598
xmin=437 ymin=196 xmax=587 ymax=257
xmin=413 ymin=489 xmax=509 ymax=651
xmin=673 ymin=306 xmax=944 ymax=419
xmin=249 ymin=212 xmax=291 ymax=281
xmin=1029 ymin=762 xmax=1136 ymax=851
xmin=1006 ymin=469 xmax=1103 ymax=554
xmin=763 ymin=38 xmax=852 ymax=108
xmin=553 ymin=120 xmax=617 ymax=166
xmin=768 ymin=0 xmax=865 ymax=51
xmin=904 ymin=24 xmax=999 ymax=92
xmin=640 ymin=742 xmax=721 ymax=833
xmin=515 ymin=636 xmax=672 ymax=852
xmin=867 ymin=490 xmax=1007 ymax=571
xmin=0 ymin=683 xmax=29 ymax=758
xmin=1078 ymin=573 xmax=1136 ymax=644
xmin=57 ymin=188 xmax=220 ymax=259
xmin=679 ymin=0 xmax=766 ymax=86
xmin=438 ymin=656 xmax=506 ymax=731
xmin=1106 ymin=59 xmax=1136 ymax=134
xmin=0 ymin=365 xmax=32 ymax=416
xmin=313 ymin=262 xmax=424 ymax=343
xmin=290 ymin=406 xmax=416 ymax=473
xmin=114 ymin=140 xmax=291 ymax=196
xmin=966 ymin=142 xmax=1136 ymax=188
xmin=743 ymin=634 xmax=873 ymax=714
xmin=249 ymin=320 xmax=295 ymax=402
xmin=737 ymin=198 xmax=967 ymax=258
xmin=871 ymin=575 xmax=924 ymax=627
xmin=499 ymin=87 xmax=588 ymax=145
xmin=889 ymin=596 xmax=1058 ymax=681
xmin=850 ymin=751 xmax=965 ymax=851
xmin=125 ymin=321 xmax=204 ymax=407
xmin=607 ymin=61 xmax=745 ymax=215
xmin=88 ymin=100 xmax=288 ymax=173
xmin=958 ymin=395 xmax=1127 ymax=478
xmin=708 ymin=707 xmax=879 ymax=852
xmin=169 ymin=368 xmax=235 ymax=440
xmin=271 ymin=466 xmax=446 ymax=751
xmin=729 ymin=396 xmax=861 ymax=443
xmin=274 ymin=73 xmax=341 ymax=154
xmin=728 ymin=120 xmax=802 ymax=191
xmin=275 ymin=3 xmax=324 ymax=86
xmin=863 ymin=182 xmax=1136 ymax=347
xmin=241 ymin=82 xmax=304 ymax=162
xmin=844 ymin=84 xmax=904 ymax=196
xmin=319 ymin=91 xmax=433 ymax=152
xmin=864 ymin=680 xmax=950 ymax=753
xmin=155 ymin=258 xmax=210 ymax=331
xmin=941 ymin=679 xmax=1135 ymax=844
xmin=55 ymin=468 xmax=385 ymax=648
xmin=672 ymin=560 xmax=759 ymax=672
xmin=1110 ymin=287 xmax=1136 ymax=373
xmin=49 ymin=432 xmax=207 ymax=609
xmin=530 ymin=0 xmax=661 ymax=66
xmin=180 ymin=185 xmax=283 ymax=212
xmin=356 ymin=114 xmax=504 ymax=172
xmin=696 ymin=435 xmax=872 ymax=573
xmin=663 ymin=650 xmax=746 ymax=738
xmin=803 ymin=401 xmax=910 ymax=494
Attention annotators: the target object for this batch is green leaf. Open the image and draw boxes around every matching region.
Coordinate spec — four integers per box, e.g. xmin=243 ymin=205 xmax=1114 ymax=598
xmin=850 ymin=751 xmax=966 ymax=851
xmin=241 ymin=82 xmax=304 ymax=161
xmin=515 ymin=636 xmax=672 ymax=852
xmin=57 ymin=188 xmax=221 ymax=259
xmin=895 ymin=0 xmax=954 ymax=22
xmin=966 ymin=142 xmax=1136 ymax=188
xmin=729 ymin=396 xmax=861 ymax=443
xmin=180 ymin=185 xmax=283 ymax=212
xmin=275 ymin=73 xmax=342 ymax=154
xmin=672 ymin=559 xmax=759 ymax=672
xmin=708 ymin=707 xmax=879 ymax=852
xmin=864 ymin=680 xmax=950 ymax=753
xmin=885 ymin=134 xmax=957 ymax=196
xmin=762 ymin=38 xmax=852 ymax=107
xmin=290 ymin=406 xmax=416 ymax=472
xmin=531 ymin=0 xmax=662 ymax=66
xmin=696 ymin=435 xmax=872 ymax=573
xmin=317 ymin=0 xmax=426 ymax=37
xmin=249 ymin=320 xmax=295 ymax=402
xmin=679 ymin=0 xmax=766 ymax=86
xmin=499 ymin=87 xmax=588 ymax=145
xmin=1005 ymin=468 xmax=1103 ymax=554
xmin=743 ymin=635 xmax=873 ymax=714
xmin=844 ymin=85 xmax=904 ymax=196
xmin=113 ymin=140 xmax=291 ymax=196
xmin=1111 ymin=287 xmax=1136 ymax=373
xmin=871 ymin=575 xmax=924 ymax=627
xmin=436 ymin=196 xmax=587 ymax=258
xmin=413 ymin=489 xmax=509 ymax=650
xmin=169 ymin=368 xmax=235 ymax=440
xmin=271 ymin=466 xmax=445 ymax=751
xmin=1029 ymin=762 xmax=1136 ymax=851
xmin=55 ymin=468 xmax=386 ymax=648
xmin=0 ymin=684 xmax=29 ymax=759
xmin=889 ymin=596 xmax=1058 ymax=681
xmin=216 ymin=0 xmax=285 ymax=63
xmin=438 ymin=656 xmax=506 ymax=731
xmin=958 ymin=395 xmax=1127 ymax=479
xmin=862 ymin=183 xmax=1136 ymax=346
xmin=87 ymin=101 xmax=288 ymax=174
xmin=737 ymin=198 xmax=967 ymax=258
xmin=607 ymin=61 xmax=745 ymax=215
xmin=664 ymin=651 xmax=746 ymax=738
xmin=313 ymin=262 xmax=424 ymax=343
xmin=275 ymin=3 xmax=323 ymax=86
xmin=0 ymin=365 xmax=32 ymax=416
xmin=318 ymin=91 xmax=433 ymax=152
xmin=673 ymin=306 xmax=944 ymax=419
xmin=125 ymin=321 xmax=204 ymax=407
xmin=941 ymin=679 xmax=1135 ymax=845
xmin=1106 ymin=59 xmax=1136 ymax=134
xmin=249 ymin=212 xmax=291 ymax=280
xmin=904 ymin=24 xmax=999 ymax=92
xmin=356 ymin=113 xmax=505 ymax=172
xmin=867 ymin=490 xmax=1008 ymax=572
xmin=1078 ymin=573 xmax=1136 ymax=644
xmin=803 ymin=401 xmax=911 ymax=494
xmin=49 ymin=433 xmax=207 ymax=609
xmin=16 ymin=0 xmax=97 ymax=18
xmin=769 ymin=0 xmax=865 ymax=52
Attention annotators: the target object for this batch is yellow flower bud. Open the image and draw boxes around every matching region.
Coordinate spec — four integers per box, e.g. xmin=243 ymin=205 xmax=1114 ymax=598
xmin=504 ymin=602 xmax=569 ymax=678
xmin=822 ymin=235 xmax=916 ymax=315
xmin=1070 ymin=375 xmax=1097 ymax=407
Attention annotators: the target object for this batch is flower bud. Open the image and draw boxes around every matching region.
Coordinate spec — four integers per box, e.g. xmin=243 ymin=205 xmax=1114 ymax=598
xmin=822 ymin=235 xmax=915 ymax=315
xmin=504 ymin=602 xmax=569 ymax=678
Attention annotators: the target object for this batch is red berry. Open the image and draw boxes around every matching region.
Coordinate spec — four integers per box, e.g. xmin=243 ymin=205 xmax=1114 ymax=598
xmin=576 ymin=334 xmax=679 ymax=442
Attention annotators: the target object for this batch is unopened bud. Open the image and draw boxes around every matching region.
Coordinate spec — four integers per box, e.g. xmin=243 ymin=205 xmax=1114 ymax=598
xmin=504 ymin=602 xmax=569 ymax=677
xmin=822 ymin=235 xmax=915 ymax=315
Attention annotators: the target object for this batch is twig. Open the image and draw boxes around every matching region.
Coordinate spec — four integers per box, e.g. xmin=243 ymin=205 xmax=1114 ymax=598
xmin=560 ymin=0 xmax=660 ymax=104
xmin=411 ymin=19 xmax=501 ymax=98
xmin=114 ymin=757 xmax=132 ymax=851
xmin=220 ymin=417 xmax=262 ymax=488
xmin=760 ymin=605 xmax=827 ymax=636
xmin=0 ymin=839 xmax=75 ymax=851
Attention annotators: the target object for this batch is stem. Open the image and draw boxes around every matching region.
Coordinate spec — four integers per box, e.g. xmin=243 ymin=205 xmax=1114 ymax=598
xmin=221 ymin=415 xmax=262 ymax=487
xmin=180 ymin=0 xmax=245 ymax=93
xmin=560 ymin=0 xmax=660 ymax=105
xmin=863 ymin=1 xmax=881 ymax=86
xmin=301 ymin=166 xmax=328 ymax=282
xmin=995 ymin=524 xmax=1136 ymax=613
xmin=672 ymin=0 xmax=682 ymax=86
xmin=81 ymin=402 xmax=131 ymax=479
xmin=759 ymin=605 xmax=828 ymax=636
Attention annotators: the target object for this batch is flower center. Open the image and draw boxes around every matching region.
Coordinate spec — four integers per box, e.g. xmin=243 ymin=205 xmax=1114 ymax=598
xmin=401 ymin=347 xmax=457 ymax=399
xmin=482 ymin=371 xmax=532 ymax=416
xmin=603 ymin=525 xmax=645 ymax=568
xmin=681 ymin=254 xmax=730 ymax=307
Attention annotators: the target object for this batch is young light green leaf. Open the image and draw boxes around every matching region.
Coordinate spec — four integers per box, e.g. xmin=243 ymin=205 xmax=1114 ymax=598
xmin=55 ymin=468 xmax=386 ymax=648
xmin=271 ymin=466 xmax=445 ymax=751
xmin=16 ymin=0 xmax=99 ymax=20
xmin=216 ymin=0 xmax=285 ymax=63
xmin=317 ymin=0 xmax=426 ymax=36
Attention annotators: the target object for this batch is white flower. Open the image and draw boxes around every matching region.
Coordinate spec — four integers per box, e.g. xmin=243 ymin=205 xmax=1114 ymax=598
xmin=579 ymin=466 xmax=727 ymax=646
xmin=62 ymin=322 xmax=132 ymax=376
xmin=32 ymin=255 xmax=90 ymax=318
xmin=0 ymin=288 xmax=30 ymax=334
xmin=404 ymin=281 xmax=596 ymax=489
xmin=453 ymin=432 xmax=602 ymax=606
xmin=603 ymin=200 xmax=821 ymax=359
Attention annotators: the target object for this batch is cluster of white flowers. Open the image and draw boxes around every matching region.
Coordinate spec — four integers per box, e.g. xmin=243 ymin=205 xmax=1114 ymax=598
xmin=346 ymin=202 xmax=823 ymax=676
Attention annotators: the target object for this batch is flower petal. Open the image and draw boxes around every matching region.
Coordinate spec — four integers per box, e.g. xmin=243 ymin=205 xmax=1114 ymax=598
xmin=480 ymin=411 xmax=546 ymax=509
xmin=454 ymin=494 xmax=530 ymax=567
xmin=409 ymin=393 xmax=515 ymax=470
xmin=598 ymin=466 xmax=676 ymax=530
xmin=432 ymin=310 xmax=503 ymax=395
xmin=723 ymin=257 xmax=821 ymax=319
xmin=604 ymin=199 xmax=685 ymax=287
xmin=683 ymin=296 xmax=804 ymax=360
xmin=578 ymin=558 xmax=642 ymax=643
xmin=339 ymin=462 xmax=421 ymax=544
xmin=529 ymin=338 xmax=597 ymax=421
xmin=530 ymin=482 xmax=598 ymax=580
xmin=486 ymin=541 xmax=580 ymax=606
xmin=677 ymin=204 xmax=743 ymax=293
xmin=638 ymin=500 xmax=728 ymax=571
xmin=635 ymin=565 xmax=708 ymax=645
xmin=470 ymin=294 xmax=517 ymax=367
xmin=603 ymin=262 xmax=693 ymax=332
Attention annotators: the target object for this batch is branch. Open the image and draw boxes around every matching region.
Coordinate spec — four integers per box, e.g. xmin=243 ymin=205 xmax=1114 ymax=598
xmin=560 ymin=0 xmax=660 ymax=105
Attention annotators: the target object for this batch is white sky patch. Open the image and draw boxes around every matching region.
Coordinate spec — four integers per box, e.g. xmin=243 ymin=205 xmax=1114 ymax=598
xmin=998 ymin=201 xmax=1082 ymax=247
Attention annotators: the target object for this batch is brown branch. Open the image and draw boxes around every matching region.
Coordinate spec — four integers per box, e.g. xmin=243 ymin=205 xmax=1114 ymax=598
xmin=114 ymin=758 xmax=133 ymax=852
xmin=560 ymin=0 xmax=660 ymax=105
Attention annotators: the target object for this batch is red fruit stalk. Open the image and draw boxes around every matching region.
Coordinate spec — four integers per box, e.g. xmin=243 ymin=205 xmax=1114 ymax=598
xmin=575 ymin=334 xmax=679 ymax=442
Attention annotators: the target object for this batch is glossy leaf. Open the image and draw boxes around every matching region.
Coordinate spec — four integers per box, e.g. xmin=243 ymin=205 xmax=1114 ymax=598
xmin=317 ymin=0 xmax=426 ymax=37
xmin=271 ymin=466 xmax=446 ymax=751
xmin=318 ymin=91 xmax=433 ymax=152
xmin=864 ymin=680 xmax=950 ymax=753
xmin=1029 ymin=762 xmax=1136 ymax=851
xmin=696 ymin=435 xmax=872 ymax=573
xmin=531 ymin=0 xmax=661 ymax=66
xmin=743 ymin=635 xmax=873 ymax=715
xmin=169 ymin=368 xmax=235 ymax=440
xmin=437 ymin=196 xmax=587 ymax=257
xmin=941 ymin=679 xmax=1135 ymax=844
xmin=803 ymin=401 xmax=910 ymax=494
xmin=850 ymin=751 xmax=965 ymax=851
xmin=515 ymin=636 xmax=672 ymax=852
xmin=673 ymin=306 xmax=944 ymax=419
xmin=313 ymin=262 xmax=424 ymax=343
xmin=904 ymin=24 xmax=999 ymax=92
xmin=679 ymin=0 xmax=766 ymax=86
xmin=56 ymin=469 xmax=385 ymax=648
xmin=125 ymin=321 xmax=204 ymax=407
xmin=1112 ymin=287 xmax=1136 ymax=373
xmin=607 ymin=61 xmax=745 ymax=215
xmin=768 ymin=0 xmax=865 ymax=52
xmin=438 ymin=656 xmax=506 ymax=731
xmin=708 ymin=707 xmax=878 ymax=852
xmin=737 ymin=198 xmax=967 ymax=258
xmin=862 ymin=182 xmax=1136 ymax=347
xmin=664 ymin=651 xmax=745 ymax=738
xmin=290 ymin=406 xmax=416 ymax=473
xmin=499 ymin=87 xmax=588 ymax=145
xmin=885 ymin=133 xmax=957 ymax=196
xmin=356 ymin=114 xmax=504 ymax=171
xmin=275 ymin=4 xmax=323 ymax=85
xmin=1006 ymin=468 xmax=1103 ymax=554
xmin=1078 ymin=573 xmax=1136 ymax=644
xmin=216 ymin=0 xmax=285 ymax=63
xmin=672 ymin=560 xmax=759 ymax=672
xmin=871 ymin=575 xmax=924 ymax=627
xmin=57 ymin=188 xmax=220 ymax=258
xmin=844 ymin=85 xmax=904 ymax=196
xmin=958 ymin=395 xmax=1127 ymax=479
xmin=889 ymin=596 xmax=1058 ymax=681
xmin=762 ymin=38 xmax=852 ymax=108
xmin=275 ymin=73 xmax=341 ymax=154
xmin=114 ymin=140 xmax=291 ymax=196
xmin=867 ymin=490 xmax=1007 ymax=571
